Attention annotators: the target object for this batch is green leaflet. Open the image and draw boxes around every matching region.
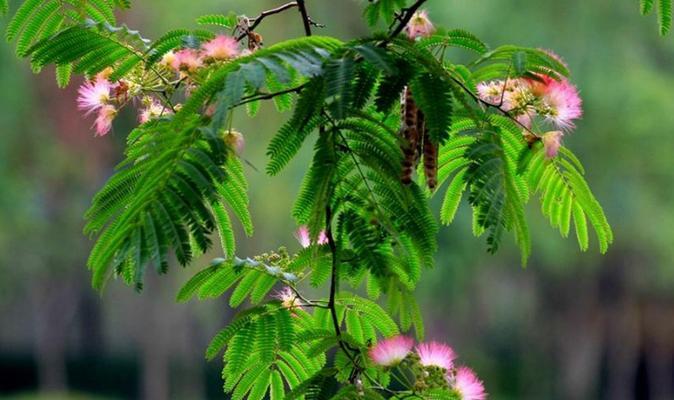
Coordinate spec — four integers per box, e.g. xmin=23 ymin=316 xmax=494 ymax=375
xmin=525 ymin=144 xmax=613 ymax=253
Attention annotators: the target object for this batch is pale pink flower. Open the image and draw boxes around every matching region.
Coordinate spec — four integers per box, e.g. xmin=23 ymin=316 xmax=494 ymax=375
xmin=416 ymin=341 xmax=456 ymax=370
xmin=317 ymin=231 xmax=328 ymax=245
xmin=476 ymin=81 xmax=505 ymax=105
xmin=295 ymin=226 xmax=328 ymax=248
xmin=526 ymin=75 xmax=582 ymax=131
xmin=295 ymin=226 xmax=311 ymax=248
xmin=223 ymin=130 xmax=245 ymax=154
xmin=139 ymin=100 xmax=172 ymax=123
xmin=94 ymin=104 xmax=117 ymax=136
xmin=542 ymin=130 xmax=563 ymax=158
xmin=171 ymin=48 xmax=203 ymax=72
xmin=369 ymin=335 xmax=414 ymax=367
xmin=406 ymin=10 xmax=435 ymax=39
xmin=451 ymin=367 xmax=487 ymax=400
xmin=274 ymin=287 xmax=302 ymax=311
xmin=202 ymin=35 xmax=239 ymax=61
xmin=160 ymin=51 xmax=176 ymax=69
xmin=539 ymin=78 xmax=582 ymax=131
xmin=77 ymin=78 xmax=112 ymax=115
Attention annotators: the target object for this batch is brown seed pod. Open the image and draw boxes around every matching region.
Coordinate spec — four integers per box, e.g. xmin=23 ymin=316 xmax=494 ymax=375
xmin=400 ymin=86 xmax=419 ymax=185
xmin=422 ymin=131 xmax=438 ymax=190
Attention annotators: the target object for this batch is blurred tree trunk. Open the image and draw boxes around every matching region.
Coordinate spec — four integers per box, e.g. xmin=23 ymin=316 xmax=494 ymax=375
xmin=600 ymin=258 xmax=640 ymax=400
xmin=139 ymin=272 xmax=171 ymax=400
xmin=643 ymin=300 xmax=674 ymax=400
xmin=31 ymin=276 xmax=79 ymax=393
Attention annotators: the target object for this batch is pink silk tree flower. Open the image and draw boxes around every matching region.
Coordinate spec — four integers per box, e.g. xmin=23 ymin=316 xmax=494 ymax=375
xmin=223 ymin=130 xmax=245 ymax=155
xmin=540 ymin=78 xmax=582 ymax=131
xmin=451 ymin=366 xmax=487 ymax=400
xmin=274 ymin=287 xmax=302 ymax=311
xmin=316 ymin=231 xmax=329 ymax=245
xmin=295 ymin=226 xmax=312 ymax=248
xmin=406 ymin=10 xmax=435 ymax=39
xmin=416 ymin=341 xmax=456 ymax=370
xmin=77 ymin=78 xmax=112 ymax=115
xmin=171 ymin=48 xmax=203 ymax=72
xmin=138 ymin=100 xmax=173 ymax=124
xmin=542 ymin=130 xmax=563 ymax=158
xmin=369 ymin=335 xmax=415 ymax=367
xmin=202 ymin=35 xmax=240 ymax=61
xmin=295 ymin=226 xmax=328 ymax=248
xmin=528 ymin=75 xmax=582 ymax=131
xmin=94 ymin=105 xmax=117 ymax=136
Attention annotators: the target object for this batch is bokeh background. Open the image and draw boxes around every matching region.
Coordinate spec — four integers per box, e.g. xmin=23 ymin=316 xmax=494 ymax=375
xmin=1 ymin=0 xmax=674 ymax=399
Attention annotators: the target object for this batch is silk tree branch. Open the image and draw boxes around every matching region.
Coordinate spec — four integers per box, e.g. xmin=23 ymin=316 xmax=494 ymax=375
xmin=387 ymin=0 xmax=429 ymax=40
xmin=237 ymin=1 xmax=299 ymax=40
xmin=296 ymin=0 xmax=313 ymax=36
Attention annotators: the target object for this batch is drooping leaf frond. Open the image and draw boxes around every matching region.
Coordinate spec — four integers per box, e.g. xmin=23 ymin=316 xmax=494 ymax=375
xmin=523 ymin=143 xmax=613 ymax=253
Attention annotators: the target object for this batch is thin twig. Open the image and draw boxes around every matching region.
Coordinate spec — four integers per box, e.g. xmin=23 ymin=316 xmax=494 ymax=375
xmin=387 ymin=0 xmax=428 ymax=40
xmin=235 ymin=84 xmax=307 ymax=107
xmin=296 ymin=0 xmax=313 ymax=36
xmin=236 ymin=1 xmax=299 ymax=40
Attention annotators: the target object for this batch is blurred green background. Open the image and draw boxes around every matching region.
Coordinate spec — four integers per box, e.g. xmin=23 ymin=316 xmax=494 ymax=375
xmin=1 ymin=0 xmax=673 ymax=399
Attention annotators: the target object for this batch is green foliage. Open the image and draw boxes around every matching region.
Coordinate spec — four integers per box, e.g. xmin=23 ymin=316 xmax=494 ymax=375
xmin=5 ymin=0 xmax=136 ymax=83
xmin=417 ymin=29 xmax=489 ymax=55
xmin=84 ymin=117 xmax=252 ymax=290
xmin=176 ymin=256 xmax=295 ymax=305
xmin=523 ymin=143 xmax=613 ymax=253
xmin=206 ymin=303 xmax=325 ymax=400
xmin=409 ymin=72 xmax=453 ymax=144
xmin=363 ymin=0 xmax=407 ymax=27
xmin=2 ymin=0 xmax=635 ymax=397
xmin=641 ymin=0 xmax=673 ymax=34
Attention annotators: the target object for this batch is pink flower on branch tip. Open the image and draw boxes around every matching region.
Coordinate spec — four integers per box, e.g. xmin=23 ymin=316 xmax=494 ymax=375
xmin=369 ymin=335 xmax=415 ymax=367
xmin=202 ymin=35 xmax=240 ymax=61
xmin=451 ymin=366 xmax=487 ymax=400
xmin=539 ymin=78 xmax=582 ymax=131
xmin=542 ymin=130 xmax=563 ymax=158
xmin=406 ymin=10 xmax=435 ymax=39
xmin=223 ymin=130 xmax=245 ymax=155
xmin=416 ymin=341 xmax=456 ymax=370
xmin=139 ymin=99 xmax=173 ymax=124
xmin=94 ymin=105 xmax=117 ymax=136
xmin=295 ymin=226 xmax=328 ymax=248
xmin=274 ymin=287 xmax=302 ymax=311
xmin=171 ymin=48 xmax=203 ymax=72
xmin=77 ymin=78 xmax=112 ymax=115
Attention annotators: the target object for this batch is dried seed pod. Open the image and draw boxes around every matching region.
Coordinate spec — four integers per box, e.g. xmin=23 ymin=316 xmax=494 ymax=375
xmin=423 ymin=132 xmax=438 ymax=190
xmin=400 ymin=86 xmax=419 ymax=185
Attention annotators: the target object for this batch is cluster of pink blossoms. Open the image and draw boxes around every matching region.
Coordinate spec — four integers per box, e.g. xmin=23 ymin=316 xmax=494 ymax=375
xmin=161 ymin=34 xmax=241 ymax=74
xmin=476 ymin=61 xmax=582 ymax=158
xmin=76 ymin=35 xmax=242 ymax=136
xmin=369 ymin=336 xmax=486 ymax=400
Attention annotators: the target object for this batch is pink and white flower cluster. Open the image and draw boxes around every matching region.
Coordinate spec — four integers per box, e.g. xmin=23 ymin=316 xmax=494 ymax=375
xmin=476 ymin=55 xmax=583 ymax=157
xmin=162 ymin=34 xmax=241 ymax=74
xmin=76 ymin=34 xmax=241 ymax=137
xmin=369 ymin=335 xmax=487 ymax=400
